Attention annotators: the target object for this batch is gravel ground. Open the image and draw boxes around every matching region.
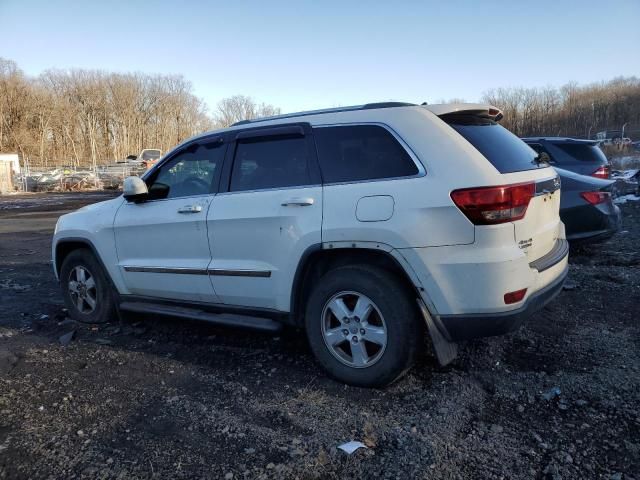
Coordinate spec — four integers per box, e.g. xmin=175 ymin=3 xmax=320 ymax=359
xmin=0 ymin=192 xmax=638 ymax=480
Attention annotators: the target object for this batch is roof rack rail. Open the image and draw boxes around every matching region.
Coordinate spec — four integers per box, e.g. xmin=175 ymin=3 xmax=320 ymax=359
xmin=230 ymin=102 xmax=416 ymax=127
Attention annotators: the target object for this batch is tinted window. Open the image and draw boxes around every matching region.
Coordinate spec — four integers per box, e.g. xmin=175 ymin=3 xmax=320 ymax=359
xmin=230 ymin=136 xmax=311 ymax=192
xmin=446 ymin=116 xmax=542 ymax=173
xmin=313 ymin=125 xmax=418 ymax=183
xmin=554 ymin=143 xmax=608 ymax=164
xmin=141 ymin=150 xmax=161 ymax=160
xmin=528 ymin=143 xmax=544 ymax=154
xmin=146 ymin=141 xmax=223 ymax=199
xmin=526 ymin=143 xmax=556 ymax=163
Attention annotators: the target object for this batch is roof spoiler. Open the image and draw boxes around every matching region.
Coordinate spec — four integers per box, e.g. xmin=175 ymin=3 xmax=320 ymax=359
xmin=423 ymin=103 xmax=504 ymax=122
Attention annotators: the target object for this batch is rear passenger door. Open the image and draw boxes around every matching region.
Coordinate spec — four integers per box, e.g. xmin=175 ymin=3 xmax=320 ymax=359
xmin=314 ymin=124 xmax=423 ymax=246
xmin=207 ymin=124 xmax=322 ymax=311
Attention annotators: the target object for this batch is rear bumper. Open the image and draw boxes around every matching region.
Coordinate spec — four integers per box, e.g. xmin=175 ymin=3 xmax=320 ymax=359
xmin=398 ymin=222 xmax=568 ymax=319
xmin=562 ymin=204 xmax=621 ymax=243
xmin=567 ymin=228 xmax=617 ymax=243
xmin=438 ymin=263 xmax=568 ymax=341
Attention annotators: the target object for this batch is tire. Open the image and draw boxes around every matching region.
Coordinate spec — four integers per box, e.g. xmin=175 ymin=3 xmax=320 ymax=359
xmin=305 ymin=265 xmax=423 ymax=387
xmin=60 ymin=248 xmax=117 ymax=324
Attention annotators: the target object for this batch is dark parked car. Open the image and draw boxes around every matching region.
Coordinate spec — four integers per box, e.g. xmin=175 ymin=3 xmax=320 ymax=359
xmin=522 ymin=137 xmax=610 ymax=179
xmin=555 ymin=167 xmax=620 ymax=242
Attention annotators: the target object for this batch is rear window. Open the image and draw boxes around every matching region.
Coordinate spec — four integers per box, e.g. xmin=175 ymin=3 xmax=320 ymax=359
xmin=445 ymin=116 xmax=542 ymax=174
xmin=141 ymin=150 xmax=161 ymax=160
xmin=554 ymin=143 xmax=607 ymax=164
xmin=313 ymin=125 xmax=419 ymax=183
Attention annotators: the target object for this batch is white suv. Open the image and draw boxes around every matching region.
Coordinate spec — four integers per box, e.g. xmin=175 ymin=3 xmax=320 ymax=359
xmin=52 ymin=102 xmax=568 ymax=387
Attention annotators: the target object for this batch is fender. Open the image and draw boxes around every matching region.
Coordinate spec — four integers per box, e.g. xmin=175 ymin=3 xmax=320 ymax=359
xmin=321 ymin=240 xmax=427 ymax=296
xmin=289 ymin=241 xmax=436 ymax=327
xmin=53 ymin=237 xmax=121 ymax=292
xmin=53 ymin=195 xmax=127 ymax=293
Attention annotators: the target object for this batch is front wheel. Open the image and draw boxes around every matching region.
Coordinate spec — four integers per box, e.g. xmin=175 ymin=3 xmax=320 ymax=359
xmin=305 ymin=265 xmax=423 ymax=387
xmin=60 ymin=249 xmax=116 ymax=324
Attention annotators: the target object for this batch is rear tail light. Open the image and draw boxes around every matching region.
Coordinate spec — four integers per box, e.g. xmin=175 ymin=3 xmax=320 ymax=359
xmin=591 ymin=165 xmax=610 ymax=179
xmin=504 ymin=288 xmax=527 ymax=304
xmin=450 ymin=182 xmax=535 ymax=225
xmin=580 ymin=191 xmax=611 ymax=205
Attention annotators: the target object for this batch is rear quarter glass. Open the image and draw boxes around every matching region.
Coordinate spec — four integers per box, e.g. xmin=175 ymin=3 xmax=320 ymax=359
xmin=313 ymin=125 xmax=419 ymax=183
xmin=447 ymin=118 xmax=543 ymax=174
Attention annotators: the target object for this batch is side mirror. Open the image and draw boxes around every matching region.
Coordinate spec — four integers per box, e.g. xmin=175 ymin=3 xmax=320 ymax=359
xmin=123 ymin=176 xmax=148 ymax=202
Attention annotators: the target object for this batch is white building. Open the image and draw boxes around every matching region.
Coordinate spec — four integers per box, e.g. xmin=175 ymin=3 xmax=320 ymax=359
xmin=0 ymin=153 xmax=20 ymax=194
xmin=0 ymin=153 xmax=20 ymax=174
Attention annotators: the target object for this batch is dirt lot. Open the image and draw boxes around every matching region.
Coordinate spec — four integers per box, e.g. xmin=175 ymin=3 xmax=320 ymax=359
xmin=1 ymin=192 xmax=638 ymax=479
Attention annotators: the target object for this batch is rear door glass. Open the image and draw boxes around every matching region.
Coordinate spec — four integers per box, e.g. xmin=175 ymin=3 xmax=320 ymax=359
xmin=444 ymin=116 xmax=543 ymax=174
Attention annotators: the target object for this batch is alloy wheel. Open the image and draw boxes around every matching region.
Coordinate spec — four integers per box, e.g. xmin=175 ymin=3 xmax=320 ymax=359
xmin=321 ymin=291 xmax=388 ymax=368
xmin=67 ymin=265 xmax=97 ymax=314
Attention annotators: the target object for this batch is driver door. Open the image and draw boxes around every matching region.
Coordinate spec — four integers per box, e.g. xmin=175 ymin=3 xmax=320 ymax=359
xmin=114 ymin=137 xmax=226 ymax=302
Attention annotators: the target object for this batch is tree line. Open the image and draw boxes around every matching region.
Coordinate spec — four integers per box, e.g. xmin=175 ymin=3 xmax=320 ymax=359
xmin=481 ymin=77 xmax=640 ymax=139
xmin=0 ymin=58 xmax=279 ymax=169
xmin=1 ymin=56 xmax=639 ymax=169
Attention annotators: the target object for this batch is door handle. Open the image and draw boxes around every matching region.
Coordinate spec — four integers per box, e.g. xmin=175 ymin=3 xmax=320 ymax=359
xmin=177 ymin=205 xmax=203 ymax=214
xmin=281 ymin=197 xmax=314 ymax=207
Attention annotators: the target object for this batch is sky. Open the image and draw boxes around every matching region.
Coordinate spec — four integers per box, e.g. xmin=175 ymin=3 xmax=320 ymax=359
xmin=1 ymin=0 xmax=639 ymax=114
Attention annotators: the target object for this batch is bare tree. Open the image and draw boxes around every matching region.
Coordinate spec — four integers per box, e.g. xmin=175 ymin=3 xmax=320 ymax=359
xmin=2 ymin=55 xmax=638 ymax=168
xmin=1 ymin=59 xmax=219 ymax=168
xmin=214 ymin=95 xmax=280 ymax=128
xmin=482 ymin=77 xmax=640 ymax=138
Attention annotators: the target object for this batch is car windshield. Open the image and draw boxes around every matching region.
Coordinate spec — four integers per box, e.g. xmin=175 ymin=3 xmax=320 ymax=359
xmin=141 ymin=150 xmax=161 ymax=160
xmin=553 ymin=143 xmax=607 ymax=163
xmin=444 ymin=115 xmax=542 ymax=174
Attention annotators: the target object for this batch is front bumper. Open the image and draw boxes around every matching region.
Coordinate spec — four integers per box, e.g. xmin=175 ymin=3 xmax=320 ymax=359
xmin=437 ymin=263 xmax=568 ymax=341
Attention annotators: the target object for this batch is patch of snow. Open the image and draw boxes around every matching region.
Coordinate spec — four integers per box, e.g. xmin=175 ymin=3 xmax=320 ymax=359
xmin=611 ymin=155 xmax=640 ymax=170
xmin=614 ymin=194 xmax=640 ymax=205
xmin=612 ymin=169 xmax=640 ymax=180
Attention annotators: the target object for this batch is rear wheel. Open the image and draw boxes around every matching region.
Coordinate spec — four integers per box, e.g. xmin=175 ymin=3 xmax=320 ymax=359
xmin=305 ymin=265 xmax=422 ymax=387
xmin=60 ymin=249 xmax=116 ymax=324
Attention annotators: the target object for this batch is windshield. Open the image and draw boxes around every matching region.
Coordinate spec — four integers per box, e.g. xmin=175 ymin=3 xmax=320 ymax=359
xmin=141 ymin=150 xmax=161 ymax=160
xmin=444 ymin=116 xmax=543 ymax=174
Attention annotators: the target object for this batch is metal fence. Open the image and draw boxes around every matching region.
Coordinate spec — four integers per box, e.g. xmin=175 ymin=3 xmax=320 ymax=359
xmin=12 ymin=163 xmax=147 ymax=193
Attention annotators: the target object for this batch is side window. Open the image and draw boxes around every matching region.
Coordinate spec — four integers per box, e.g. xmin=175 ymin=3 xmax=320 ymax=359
xmin=230 ymin=135 xmax=311 ymax=192
xmin=313 ymin=125 xmax=418 ymax=183
xmin=528 ymin=143 xmax=544 ymax=154
xmin=529 ymin=143 xmax=556 ymax=163
xmin=146 ymin=141 xmax=224 ymax=200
